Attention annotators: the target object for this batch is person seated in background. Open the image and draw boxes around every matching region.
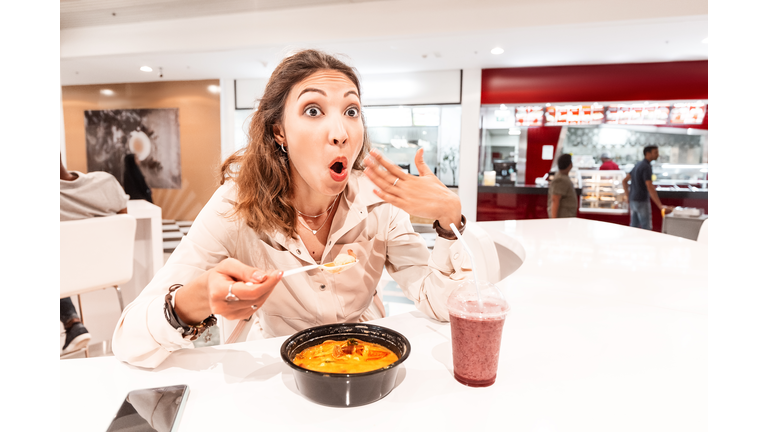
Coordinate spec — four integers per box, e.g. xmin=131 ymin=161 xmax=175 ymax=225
xmin=60 ymin=155 xmax=130 ymax=355
xmin=599 ymin=153 xmax=620 ymax=170
xmin=547 ymin=153 xmax=578 ymax=219
xmin=112 ymin=49 xmax=471 ymax=369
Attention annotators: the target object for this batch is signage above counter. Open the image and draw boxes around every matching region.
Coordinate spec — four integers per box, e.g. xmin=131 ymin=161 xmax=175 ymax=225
xmin=488 ymin=101 xmax=707 ymax=128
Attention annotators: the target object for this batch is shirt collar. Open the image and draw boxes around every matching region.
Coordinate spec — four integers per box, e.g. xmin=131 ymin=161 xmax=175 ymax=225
xmin=267 ymin=170 xmax=384 ymax=258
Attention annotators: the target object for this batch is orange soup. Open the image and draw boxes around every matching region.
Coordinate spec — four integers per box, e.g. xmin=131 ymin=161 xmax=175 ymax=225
xmin=292 ymin=338 xmax=399 ymax=374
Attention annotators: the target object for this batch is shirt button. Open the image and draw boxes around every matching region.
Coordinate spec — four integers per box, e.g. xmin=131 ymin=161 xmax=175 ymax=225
xmin=320 ymin=284 xmax=326 ymax=291
xmin=296 ymin=249 xmax=301 ymax=255
xmin=453 ymin=253 xmax=459 ymax=260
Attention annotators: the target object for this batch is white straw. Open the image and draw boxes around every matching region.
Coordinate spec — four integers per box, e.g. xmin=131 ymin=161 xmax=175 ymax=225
xmin=450 ymin=223 xmax=484 ymax=307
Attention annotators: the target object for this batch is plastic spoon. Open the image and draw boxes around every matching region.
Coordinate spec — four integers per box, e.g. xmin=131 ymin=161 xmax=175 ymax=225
xmin=450 ymin=222 xmax=484 ymax=308
xmin=282 ymin=260 xmax=358 ymax=277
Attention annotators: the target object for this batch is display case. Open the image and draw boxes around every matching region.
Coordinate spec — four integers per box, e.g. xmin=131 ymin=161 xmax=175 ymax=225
xmin=579 ymin=170 xmax=628 ymax=214
xmin=652 ymin=163 xmax=708 ymax=192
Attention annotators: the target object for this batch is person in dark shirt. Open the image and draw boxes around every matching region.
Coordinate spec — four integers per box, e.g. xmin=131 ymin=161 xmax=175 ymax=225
xmin=599 ymin=153 xmax=620 ymax=170
xmin=622 ymin=146 xmax=674 ymax=230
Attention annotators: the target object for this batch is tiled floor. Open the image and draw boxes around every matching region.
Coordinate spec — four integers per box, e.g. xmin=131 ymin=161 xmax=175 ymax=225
xmin=65 ymin=220 xmax=428 ymax=358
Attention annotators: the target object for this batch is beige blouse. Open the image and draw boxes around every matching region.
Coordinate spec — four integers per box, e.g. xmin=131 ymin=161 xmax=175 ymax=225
xmin=112 ymin=171 xmax=471 ymax=368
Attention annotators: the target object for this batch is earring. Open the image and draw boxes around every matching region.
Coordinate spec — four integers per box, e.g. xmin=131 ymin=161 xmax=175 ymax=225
xmin=280 ymin=142 xmax=287 ymax=153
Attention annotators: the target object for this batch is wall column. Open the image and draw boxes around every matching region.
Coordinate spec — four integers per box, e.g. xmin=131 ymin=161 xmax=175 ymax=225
xmin=458 ymin=69 xmax=481 ymax=222
xmin=220 ymin=78 xmax=236 ymax=162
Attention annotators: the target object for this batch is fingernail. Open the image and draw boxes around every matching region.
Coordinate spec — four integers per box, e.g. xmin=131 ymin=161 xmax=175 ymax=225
xmin=252 ymin=272 xmax=266 ymax=282
xmin=370 ymin=149 xmax=379 ymax=156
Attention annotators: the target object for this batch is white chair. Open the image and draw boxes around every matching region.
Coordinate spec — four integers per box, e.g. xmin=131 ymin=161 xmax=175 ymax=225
xmin=60 ymin=215 xmax=136 ymax=356
xmin=697 ymin=218 xmax=709 ymax=245
xmin=460 ymin=222 xmax=502 ymax=283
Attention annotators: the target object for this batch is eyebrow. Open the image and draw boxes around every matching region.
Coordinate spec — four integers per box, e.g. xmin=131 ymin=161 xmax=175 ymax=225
xmin=296 ymin=88 xmax=361 ymax=101
xmin=297 ymin=88 xmax=325 ymax=100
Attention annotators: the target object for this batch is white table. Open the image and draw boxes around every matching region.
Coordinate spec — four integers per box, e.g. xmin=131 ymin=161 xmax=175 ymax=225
xmin=61 ymin=219 xmax=706 ymax=431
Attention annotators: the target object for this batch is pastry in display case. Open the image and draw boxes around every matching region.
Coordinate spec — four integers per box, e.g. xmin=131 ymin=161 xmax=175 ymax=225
xmin=578 ymin=170 xmax=628 ymax=214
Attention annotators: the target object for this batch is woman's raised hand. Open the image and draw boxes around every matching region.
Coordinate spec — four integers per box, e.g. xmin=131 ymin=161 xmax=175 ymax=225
xmin=174 ymin=258 xmax=282 ymax=324
xmin=364 ymin=148 xmax=461 ymax=229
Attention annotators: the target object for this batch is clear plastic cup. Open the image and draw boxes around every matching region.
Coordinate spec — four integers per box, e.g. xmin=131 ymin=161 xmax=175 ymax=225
xmin=446 ymin=280 xmax=510 ymax=387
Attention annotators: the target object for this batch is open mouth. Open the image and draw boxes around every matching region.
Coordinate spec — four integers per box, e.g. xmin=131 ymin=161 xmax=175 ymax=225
xmin=328 ymin=157 xmax=348 ymax=181
xmin=331 ymin=161 xmax=344 ymax=174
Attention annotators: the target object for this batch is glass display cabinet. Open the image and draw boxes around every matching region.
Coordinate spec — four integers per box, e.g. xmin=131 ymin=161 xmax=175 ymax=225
xmin=579 ymin=170 xmax=628 ymax=214
xmin=652 ymin=163 xmax=708 ymax=192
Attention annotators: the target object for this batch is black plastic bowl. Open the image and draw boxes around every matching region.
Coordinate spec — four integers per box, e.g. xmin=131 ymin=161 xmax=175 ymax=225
xmin=280 ymin=323 xmax=410 ymax=407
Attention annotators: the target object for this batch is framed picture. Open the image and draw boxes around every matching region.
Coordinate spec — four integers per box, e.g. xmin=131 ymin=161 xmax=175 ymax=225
xmin=84 ymin=108 xmax=181 ymax=189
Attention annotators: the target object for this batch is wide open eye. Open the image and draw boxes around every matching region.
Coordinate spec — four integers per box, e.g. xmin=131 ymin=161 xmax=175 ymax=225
xmin=304 ymin=106 xmax=322 ymax=117
xmin=345 ymin=107 xmax=360 ymax=118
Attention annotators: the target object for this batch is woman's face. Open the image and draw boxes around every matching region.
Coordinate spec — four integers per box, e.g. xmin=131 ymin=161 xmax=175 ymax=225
xmin=276 ymin=70 xmax=364 ymax=197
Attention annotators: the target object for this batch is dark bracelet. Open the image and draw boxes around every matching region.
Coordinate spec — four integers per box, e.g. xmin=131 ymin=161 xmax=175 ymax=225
xmin=432 ymin=214 xmax=467 ymax=240
xmin=163 ymin=284 xmax=217 ymax=341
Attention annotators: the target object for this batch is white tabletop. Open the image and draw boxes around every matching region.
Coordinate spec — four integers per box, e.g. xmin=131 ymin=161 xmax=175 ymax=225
xmin=61 ymin=219 xmax=706 ymax=432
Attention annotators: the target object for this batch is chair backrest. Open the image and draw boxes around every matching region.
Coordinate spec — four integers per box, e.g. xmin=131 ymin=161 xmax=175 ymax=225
xmin=460 ymin=222 xmax=501 ymax=283
xmin=697 ymin=218 xmax=709 ymax=245
xmin=60 ymin=215 xmax=137 ymax=298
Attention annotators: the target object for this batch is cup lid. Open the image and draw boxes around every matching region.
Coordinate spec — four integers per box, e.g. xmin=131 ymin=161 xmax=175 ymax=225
xmin=447 ymin=280 xmax=509 ymax=319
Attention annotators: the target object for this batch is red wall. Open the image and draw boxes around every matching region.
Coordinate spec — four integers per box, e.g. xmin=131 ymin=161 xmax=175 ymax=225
xmin=525 ymin=126 xmax=562 ymax=185
xmin=481 ymin=60 xmax=708 ymax=104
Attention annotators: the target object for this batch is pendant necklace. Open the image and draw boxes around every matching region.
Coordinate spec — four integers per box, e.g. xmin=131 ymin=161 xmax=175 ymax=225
xmin=297 ymin=195 xmax=339 ymax=235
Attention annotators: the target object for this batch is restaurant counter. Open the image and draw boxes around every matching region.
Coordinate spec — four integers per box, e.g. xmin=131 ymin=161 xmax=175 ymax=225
xmin=478 ymin=185 xmax=708 ymax=232
xmin=61 ymin=219 xmax=706 ymax=432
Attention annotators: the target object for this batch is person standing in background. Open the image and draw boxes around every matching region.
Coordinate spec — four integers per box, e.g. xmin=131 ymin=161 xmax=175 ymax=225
xmin=548 ymin=153 xmax=578 ymax=218
xmin=622 ymin=146 xmax=675 ymax=230
xmin=599 ymin=153 xmax=620 ymax=170
xmin=60 ymin=155 xmax=130 ymax=355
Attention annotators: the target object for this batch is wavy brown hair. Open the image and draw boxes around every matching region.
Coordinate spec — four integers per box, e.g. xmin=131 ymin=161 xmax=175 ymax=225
xmin=220 ymin=49 xmax=370 ymax=238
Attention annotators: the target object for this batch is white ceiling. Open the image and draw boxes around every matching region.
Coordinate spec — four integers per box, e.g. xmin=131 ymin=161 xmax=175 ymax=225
xmin=60 ymin=0 xmax=708 ymax=86
xmin=60 ymin=0 xmax=390 ymax=29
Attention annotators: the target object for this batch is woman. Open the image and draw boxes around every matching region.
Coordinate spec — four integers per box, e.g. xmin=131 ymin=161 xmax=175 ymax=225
xmin=112 ymin=50 xmax=470 ymax=368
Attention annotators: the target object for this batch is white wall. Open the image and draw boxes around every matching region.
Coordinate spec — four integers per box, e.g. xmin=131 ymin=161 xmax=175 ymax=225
xmin=234 ymin=70 xmax=461 ymax=109
xmin=458 ymin=69 xmax=482 ymax=222
xmin=361 ymin=70 xmax=461 ymax=106
xmin=220 ymin=78 xmax=236 ymax=161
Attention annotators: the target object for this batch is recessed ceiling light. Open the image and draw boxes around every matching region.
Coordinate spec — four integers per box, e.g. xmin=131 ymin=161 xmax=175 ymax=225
xmin=491 ymin=47 xmax=504 ymax=55
xmin=702 ymin=37 xmax=708 ymax=44
xmin=100 ymin=89 xmax=114 ymax=96
xmin=140 ymin=66 xmax=153 ymax=72
xmin=207 ymin=85 xmax=221 ymax=94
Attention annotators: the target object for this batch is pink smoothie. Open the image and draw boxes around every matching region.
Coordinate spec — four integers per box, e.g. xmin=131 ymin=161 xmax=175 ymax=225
xmin=449 ymin=300 xmax=507 ymax=387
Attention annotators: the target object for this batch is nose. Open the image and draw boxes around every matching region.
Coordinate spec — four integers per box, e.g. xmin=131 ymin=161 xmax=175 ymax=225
xmin=328 ymin=114 xmax=348 ymax=146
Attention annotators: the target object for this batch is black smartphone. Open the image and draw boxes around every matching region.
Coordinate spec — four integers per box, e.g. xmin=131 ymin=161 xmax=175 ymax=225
xmin=105 ymin=385 xmax=189 ymax=432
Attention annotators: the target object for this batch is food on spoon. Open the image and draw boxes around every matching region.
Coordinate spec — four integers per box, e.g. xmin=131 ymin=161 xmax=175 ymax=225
xmin=292 ymin=338 xmax=398 ymax=373
xmin=333 ymin=249 xmax=357 ymax=266
xmin=320 ymin=250 xmax=357 ymax=274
